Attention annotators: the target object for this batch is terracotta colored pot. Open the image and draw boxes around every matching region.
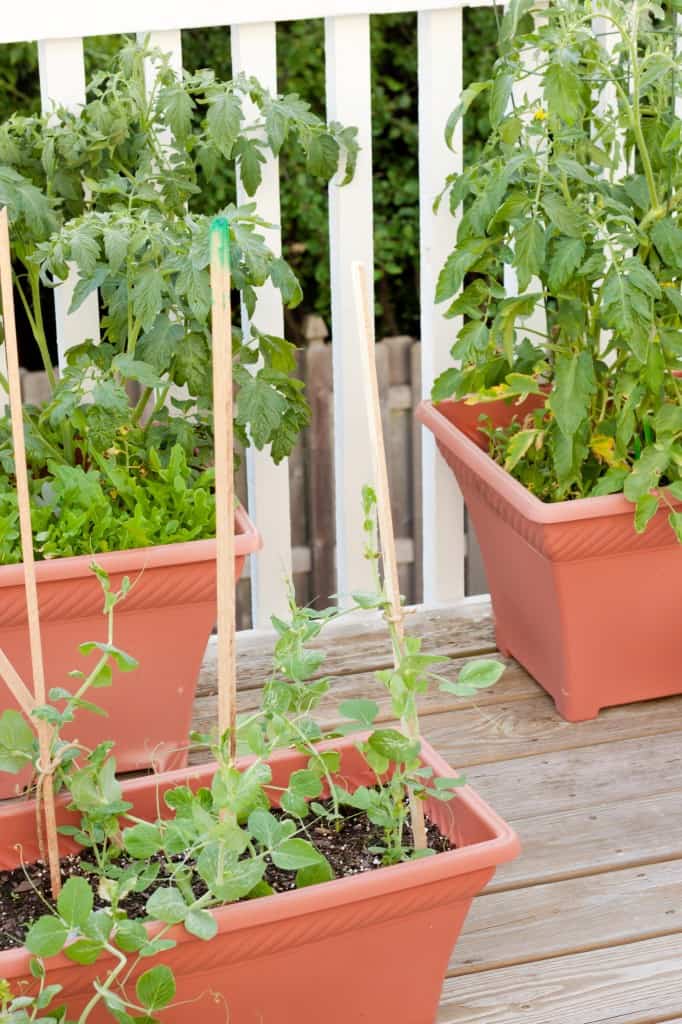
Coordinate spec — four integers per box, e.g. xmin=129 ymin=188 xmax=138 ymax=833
xmin=417 ymin=398 xmax=682 ymax=722
xmin=0 ymin=507 xmax=260 ymax=799
xmin=0 ymin=734 xmax=519 ymax=1023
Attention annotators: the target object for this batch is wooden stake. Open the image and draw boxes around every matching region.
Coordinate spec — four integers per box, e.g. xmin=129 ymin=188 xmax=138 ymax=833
xmin=0 ymin=207 xmax=61 ymax=894
xmin=351 ymin=260 xmax=427 ymax=851
xmin=209 ymin=217 xmax=237 ymax=759
xmin=0 ymin=648 xmax=37 ymax=719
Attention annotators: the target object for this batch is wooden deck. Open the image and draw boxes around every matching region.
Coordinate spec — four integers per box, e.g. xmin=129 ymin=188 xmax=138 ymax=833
xmin=192 ymin=600 xmax=682 ymax=1024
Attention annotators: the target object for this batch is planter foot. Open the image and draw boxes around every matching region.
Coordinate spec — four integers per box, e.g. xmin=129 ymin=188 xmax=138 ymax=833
xmin=553 ymin=694 xmax=601 ymax=723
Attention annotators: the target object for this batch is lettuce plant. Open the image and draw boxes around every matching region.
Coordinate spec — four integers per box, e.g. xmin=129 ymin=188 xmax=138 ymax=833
xmin=433 ymin=0 xmax=682 ymax=539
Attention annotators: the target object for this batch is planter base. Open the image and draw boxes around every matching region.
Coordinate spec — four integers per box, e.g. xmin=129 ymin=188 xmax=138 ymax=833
xmin=0 ymin=737 xmax=519 ymax=1023
xmin=417 ymin=398 xmax=682 ymax=722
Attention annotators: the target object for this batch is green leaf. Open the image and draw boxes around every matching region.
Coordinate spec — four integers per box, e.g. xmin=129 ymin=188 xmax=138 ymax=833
xmin=654 ymin=405 xmax=682 ymax=436
xmin=306 ymin=133 xmax=340 ymax=178
xmin=57 ymin=876 xmax=93 ymax=929
xmin=541 ymin=193 xmax=584 ymax=239
xmin=0 ymin=709 xmax=35 ymax=773
xmin=248 ymin=809 xmax=286 ymax=848
xmin=114 ymin=919 xmax=149 ymax=953
xmin=234 ymin=137 xmax=266 ymax=195
xmin=669 ymin=511 xmax=682 ymax=542
xmin=236 ymin=375 xmax=288 ymax=449
xmin=174 ymin=332 xmax=209 ymax=394
xmin=548 ymin=351 xmax=596 ymax=438
xmin=624 ymin=446 xmax=670 ymax=501
xmin=184 ymin=908 xmax=217 ymax=941
xmin=68 ymin=266 xmax=109 ymax=315
xmin=111 ymin=354 xmax=163 ymax=388
xmin=123 ymin=822 xmax=162 ymax=859
xmin=271 ymin=838 xmax=325 ymax=871
xmin=63 ymin=936 xmax=104 ymax=965
xmin=269 ymin=258 xmax=302 ymax=307
xmin=634 ymin=494 xmax=659 ymax=533
xmin=459 ymin=659 xmax=506 ymax=688
xmin=145 ymin=887 xmax=187 ymax=925
xmin=368 ymin=728 xmax=420 ymax=764
xmin=436 ymin=246 xmax=483 ymax=304
xmin=591 ymin=467 xmax=628 ymax=496
xmin=288 ymin=768 xmax=323 ymax=800
xmin=544 ymin=62 xmax=582 ymax=124
xmin=136 ymin=965 xmax=176 ymax=1012
xmin=206 ymin=91 xmax=242 ymax=157
xmin=78 ymin=642 xmax=138 ymax=672
xmin=158 ymin=84 xmax=194 ymax=141
xmin=515 ymin=220 xmax=545 ymax=291
xmin=489 ymin=74 xmax=513 ymax=128
xmin=132 ymin=267 xmax=163 ymax=333
xmin=25 ymin=916 xmax=69 ymax=958
xmin=492 ymin=293 xmax=543 ymax=365
xmin=504 ymin=429 xmax=539 ymax=472
xmin=296 ymin=854 xmax=334 ymax=889
xmin=548 ymin=237 xmax=585 ymax=291
xmin=338 ymin=698 xmax=379 ymax=727
xmin=445 ymin=81 xmax=490 ymax=149
xmin=651 ymin=217 xmax=682 ymax=269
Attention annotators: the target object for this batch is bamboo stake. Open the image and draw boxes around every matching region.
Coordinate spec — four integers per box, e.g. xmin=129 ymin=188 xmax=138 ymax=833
xmin=351 ymin=260 xmax=427 ymax=851
xmin=209 ymin=217 xmax=237 ymax=759
xmin=0 ymin=648 xmax=37 ymax=719
xmin=0 ymin=207 xmax=61 ymax=894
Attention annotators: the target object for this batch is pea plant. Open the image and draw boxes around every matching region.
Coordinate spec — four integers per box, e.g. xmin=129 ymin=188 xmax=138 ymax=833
xmin=0 ymin=493 xmax=504 ymax=1022
xmin=0 ymin=40 xmax=357 ymax=564
xmin=433 ymin=0 xmax=682 ymax=538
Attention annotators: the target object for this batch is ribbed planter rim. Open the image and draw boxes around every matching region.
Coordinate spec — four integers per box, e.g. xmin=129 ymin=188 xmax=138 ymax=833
xmin=0 ymin=504 xmax=260 ymax=588
xmin=416 ymin=399 xmax=682 ymax=526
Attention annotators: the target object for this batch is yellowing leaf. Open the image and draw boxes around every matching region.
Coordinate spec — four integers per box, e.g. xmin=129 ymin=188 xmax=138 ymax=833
xmin=590 ymin=434 xmax=617 ymax=465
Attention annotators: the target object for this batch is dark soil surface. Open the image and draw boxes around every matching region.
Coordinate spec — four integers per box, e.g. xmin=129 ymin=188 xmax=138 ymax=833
xmin=0 ymin=801 xmax=452 ymax=951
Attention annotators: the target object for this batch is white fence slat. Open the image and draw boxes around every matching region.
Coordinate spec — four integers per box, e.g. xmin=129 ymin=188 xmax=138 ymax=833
xmin=1 ymin=0 xmax=497 ymax=46
xmin=37 ymin=38 xmax=100 ymax=367
xmin=418 ymin=8 xmax=465 ymax=604
xmin=325 ymin=14 xmax=376 ymax=603
xmin=231 ymin=22 xmax=293 ymax=626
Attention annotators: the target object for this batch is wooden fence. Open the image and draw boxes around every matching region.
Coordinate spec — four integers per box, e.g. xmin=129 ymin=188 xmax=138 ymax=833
xmin=232 ymin=317 xmax=486 ymax=628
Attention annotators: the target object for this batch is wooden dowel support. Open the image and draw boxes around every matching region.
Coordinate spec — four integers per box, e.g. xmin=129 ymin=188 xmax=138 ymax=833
xmin=209 ymin=217 xmax=237 ymax=758
xmin=351 ymin=260 xmax=428 ymax=851
xmin=0 ymin=206 xmax=61 ymax=895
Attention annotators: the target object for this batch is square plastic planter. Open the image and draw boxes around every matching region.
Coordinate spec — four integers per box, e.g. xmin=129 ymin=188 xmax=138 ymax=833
xmin=0 ymin=506 xmax=260 ymax=799
xmin=0 ymin=735 xmax=519 ymax=1024
xmin=417 ymin=398 xmax=682 ymax=721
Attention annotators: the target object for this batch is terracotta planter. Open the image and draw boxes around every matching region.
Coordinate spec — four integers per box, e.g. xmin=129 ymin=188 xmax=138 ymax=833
xmin=0 ymin=507 xmax=260 ymax=799
xmin=417 ymin=398 xmax=682 ymax=721
xmin=0 ymin=734 xmax=519 ymax=1023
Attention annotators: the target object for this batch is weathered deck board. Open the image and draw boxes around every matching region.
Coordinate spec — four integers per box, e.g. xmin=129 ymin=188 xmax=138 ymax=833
xmin=420 ymin=694 xmax=682 ymax=768
xmin=451 ymin=860 xmax=682 ymax=975
xmin=438 ymin=934 xmax=682 ymax=1024
xmin=192 ymin=598 xmax=682 ymax=1024
xmin=196 ymin=600 xmax=497 ymax=696
xmin=465 ymin=731 xmax=682 ymax=820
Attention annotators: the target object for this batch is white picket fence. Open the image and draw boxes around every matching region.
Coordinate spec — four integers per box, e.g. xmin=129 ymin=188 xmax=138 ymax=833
xmin=0 ymin=0 xmax=500 ymax=626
